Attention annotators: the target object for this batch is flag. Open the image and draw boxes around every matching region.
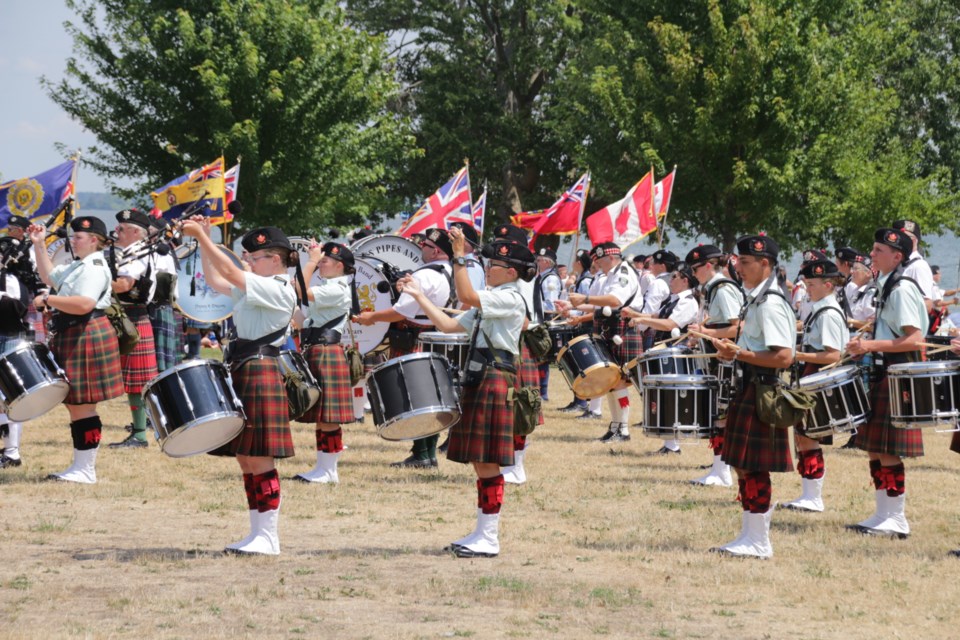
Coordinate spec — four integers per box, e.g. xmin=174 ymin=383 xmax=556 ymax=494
xmin=150 ymin=156 xmax=226 ymax=221
xmin=655 ymin=167 xmax=676 ymax=217
xmin=0 ymin=159 xmax=76 ymax=228
xmin=397 ymin=166 xmax=472 ymax=238
xmin=585 ymin=171 xmax=656 ymax=247
xmin=526 ymin=173 xmax=590 ymax=248
xmin=471 ymin=187 xmax=487 ymax=235
xmin=510 ymin=209 xmax=546 ymax=230
xmin=209 ymin=163 xmax=240 ymax=226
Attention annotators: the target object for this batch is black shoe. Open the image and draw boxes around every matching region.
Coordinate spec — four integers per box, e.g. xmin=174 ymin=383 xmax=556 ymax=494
xmin=948 ymin=549 xmax=960 ymax=558
xmin=846 ymin=523 xmax=909 ymax=540
xmin=558 ymin=401 xmax=583 ymax=413
xmin=606 ymin=431 xmax=631 ymax=443
xmin=108 ymin=434 xmax=148 ymax=449
xmin=654 ymin=446 xmax=681 ymax=456
xmin=390 ymin=455 xmax=437 ymax=469
xmin=0 ymin=454 xmax=22 ymax=468
xmin=598 ymin=424 xmax=619 ymax=442
xmin=438 ymin=437 xmax=450 ymax=454
xmin=453 ymin=546 xmax=497 ymax=558
xmin=577 ymin=411 xmax=603 ymax=420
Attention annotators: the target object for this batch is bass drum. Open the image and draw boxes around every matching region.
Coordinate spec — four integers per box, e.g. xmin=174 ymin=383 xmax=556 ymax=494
xmin=175 ymin=243 xmax=243 ymax=323
xmin=340 ymin=257 xmax=393 ymax=355
xmin=287 ymin=236 xmax=324 ymax=289
xmin=350 ymin=234 xmax=423 ymax=273
xmin=46 ymin=236 xmax=75 ymax=267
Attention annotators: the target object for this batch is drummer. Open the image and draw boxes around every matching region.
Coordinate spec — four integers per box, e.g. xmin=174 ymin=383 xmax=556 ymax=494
xmin=146 ymin=216 xmax=182 ymax=373
xmin=685 ymin=244 xmax=745 ymax=487
xmin=294 ymin=241 xmax=356 ymax=484
xmin=559 ymin=250 xmax=595 ymax=416
xmin=355 ymin=228 xmax=453 ymax=468
xmin=627 ymin=261 xmax=700 ymax=456
xmin=532 ymin=247 xmax=562 ymax=402
xmin=397 ymin=226 xmax=535 ymax=558
xmin=711 ymin=234 xmax=795 ymax=559
xmin=107 ymin=209 xmax=160 ymax=449
xmin=558 ymin=242 xmax=640 ymax=444
xmin=179 ymin=218 xmax=297 ymax=555
xmin=28 ymin=217 xmax=124 ymax=484
xmin=846 ymin=228 xmax=927 ymax=539
xmin=783 ymin=259 xmax=848 ymax=513
xmin=635 ymin=250 xmax=676 ymax=351
xmin=0 ymin=235 xmax=36 ymax=471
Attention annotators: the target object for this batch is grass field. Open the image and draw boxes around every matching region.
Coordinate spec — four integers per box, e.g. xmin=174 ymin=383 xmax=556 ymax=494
xmin=3 ymin=366 xmax=960 ymax=639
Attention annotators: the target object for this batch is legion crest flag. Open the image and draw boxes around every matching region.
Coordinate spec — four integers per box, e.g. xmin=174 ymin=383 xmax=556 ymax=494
xmin=0 ymin=159 xmax=76 ymax=228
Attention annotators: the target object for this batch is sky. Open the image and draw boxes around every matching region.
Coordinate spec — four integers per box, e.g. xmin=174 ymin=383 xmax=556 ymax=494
xmin=0 ymin=1 xmax=125 ymax=193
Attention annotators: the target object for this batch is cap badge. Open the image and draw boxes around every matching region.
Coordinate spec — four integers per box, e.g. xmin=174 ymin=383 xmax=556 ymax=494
xmin=498 ymin=245 xmax=509 ymax=256
xmin=887 ymin=232 xmax=898 ymax=243
xmin=81 ymin=219 xmax=91 ymax=229
xmin=257 ymin=233 xmax=267 ymax=245
xmin=753 ymin=240 xmax=764 ymax=252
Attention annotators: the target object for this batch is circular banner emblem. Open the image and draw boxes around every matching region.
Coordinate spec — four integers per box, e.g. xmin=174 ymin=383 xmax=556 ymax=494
xmin=6 ymin=178 xmax=45 ymax=217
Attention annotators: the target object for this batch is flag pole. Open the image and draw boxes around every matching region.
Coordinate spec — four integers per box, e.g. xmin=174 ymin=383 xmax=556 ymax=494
xmin=479 ymin=180 xmax=488 ymax=237
xmin=69 ymin=150 xmax=81 ymax=218
xmin=569 ymin=172 xmax=590 ymax=270
xmin=656 ymin=165 xmax=676 ymax=249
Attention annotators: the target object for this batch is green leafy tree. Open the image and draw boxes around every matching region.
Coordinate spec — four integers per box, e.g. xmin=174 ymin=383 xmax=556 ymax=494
xmin=45 ymin=0 xmax=420 ymax=232
xmin=347 ymin=0 xmax=585 ymax=222
xmin=554 ymin=0 xmax=958 ymax=251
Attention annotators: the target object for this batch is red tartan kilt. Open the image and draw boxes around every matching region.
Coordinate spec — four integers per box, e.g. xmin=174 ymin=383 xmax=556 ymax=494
xmin=446 ymin=368 xmax=516 ymax=466
xmin=518 ymin=342 xmax=544 ymax=425
xmin=721 ymin=380 xmax=793 ymax=472
xmin=296 ymin=344 xmax=354 ymax=425
xmin=120 ymin=315 xmax=159 ymax=394
xmin=209 ymin=357 xmax=294 ymax=459
xmin=856 ymin=375 xmax=924 ymax=458
xmin=51 ymin=315 xmax=124 ymax=405
xmin=612 ymin=321 xmax=644 ymax=366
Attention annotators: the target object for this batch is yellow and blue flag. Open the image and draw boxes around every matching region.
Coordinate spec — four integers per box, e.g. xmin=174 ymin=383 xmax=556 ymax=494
xmin=0 ymin=159 xmax=75 ymax=228
xmin=150 ymin=156 xmax=226 ymax=221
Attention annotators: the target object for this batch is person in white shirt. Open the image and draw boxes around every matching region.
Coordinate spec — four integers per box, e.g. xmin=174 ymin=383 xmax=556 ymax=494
xmin=892 ymin=219 xmax=934 ymax=313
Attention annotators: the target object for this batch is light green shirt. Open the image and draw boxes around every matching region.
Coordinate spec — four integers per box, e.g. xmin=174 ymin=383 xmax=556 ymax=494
xmin=704 ymin=272 xmax=744 ymax=324
xmin=50 ymin=251 xmax=113 ymax=310
xmin=738 ymin=279 xmax=796 ymax=353
xmin=305 ymin=276 xmax=351 ymax=332
xmin=802 ymin=295 xmax=848 ymax=352
xmin=456 ymin=282 xmax=525 ymax=355
xmin=230 ymin=272 xmax=296 ymax=344
xmin=874 ymin=273 xmax=929 ymax=340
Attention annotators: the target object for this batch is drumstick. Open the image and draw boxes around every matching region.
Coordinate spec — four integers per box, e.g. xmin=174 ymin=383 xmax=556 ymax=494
xmin=686 ymin=329 xmax=714 ymax=341
xmin=653 ymin=332 xmax=689 ymax=348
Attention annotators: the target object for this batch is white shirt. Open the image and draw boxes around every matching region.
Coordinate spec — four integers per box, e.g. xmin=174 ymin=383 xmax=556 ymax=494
xmin=902 ymin=251 xmax=934 ymax=300
xmin=599 ymin=262 xmax=640 ymax=309
xmin=703 ymin=272 xmax=744 ymax=325
xmin=50 ymin=251 xmax=113 ymax=310
xmin=664 ymin=289 xmax=699 ymax=329
xmin=874 ymin=272 xmax=929 ymax=340
xmin=640 ymin=272 xmax=670 ymax=314
xmin=393 ymin=259 xmax=451 ymax=326
xmin=850 ymin=282 xmax=878 ymax=323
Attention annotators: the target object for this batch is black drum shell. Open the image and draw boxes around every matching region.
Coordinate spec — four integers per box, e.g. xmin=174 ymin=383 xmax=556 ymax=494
xmin=0 ymin=342 xmax=70 ymax=422
xmin=366 ymin=353 xmax=460 ymax=441
xmin=556 ymin=334 xmax=622 ymax=400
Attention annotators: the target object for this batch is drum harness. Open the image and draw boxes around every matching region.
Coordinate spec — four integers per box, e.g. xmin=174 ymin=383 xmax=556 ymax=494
xmin=461 ymin=295 xmax=522 ymax=388
xmin=791 ymin=304 xmax=846 ymax=385
xmin=388 ymin=263 xmax=454 ymax=352
xmin=223 ymin=276 xmax=301 ymax=371
xmin=869 ymin=266 xmax=924 ymax=376
xmin=732 ymin=271 xmax=791 ymax=391
xmin=595 ymin=264 xmax=639 ymax=343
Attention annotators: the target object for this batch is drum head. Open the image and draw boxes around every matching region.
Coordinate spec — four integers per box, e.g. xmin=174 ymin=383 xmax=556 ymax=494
xmin=798 ymin=365 xmax=858 ymax=390
xmin=888 ymin=360 xmax=960 ymax=376
xmin=350 ymin=234 xmax=423 ymax=272
xmin=6 ymin=381 xmax=70 ymax=422
xmin=287 ymin=236 xmax=325 ymax=289
xmin=47 ymin=237 xmax=74 ymax=267
xmin=340 ymin=258 xmax=392 ymax=354
xmin=418 ymin=331 xmax=470 ymax=345
xmin=160 ymin=415 xmax=246 ymax=458
xmin=175 ymin=243 xmax=243 ymax=322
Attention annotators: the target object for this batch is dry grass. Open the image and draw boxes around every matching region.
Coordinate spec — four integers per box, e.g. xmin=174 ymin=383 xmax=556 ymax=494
xmin=3 ymin=368 xmax=960 ymax=639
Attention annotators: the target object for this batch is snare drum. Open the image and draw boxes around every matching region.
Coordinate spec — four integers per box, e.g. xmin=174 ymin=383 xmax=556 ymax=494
xmin=556 ymin=334 xmax=622 ymax=399
xmin=797 ymin=365 xmax=870 ymax=438
xmin=367 ymin=352 xmax=460 ymax=441
xmin=642 ymin=374 xmax=718 ymax=440
xmin=627 ymin=346 xmax=699 ymax=391
xmin=715 ymin=361 xmax=738 ymax=412
xmin=888 ymin=361 xmax=960 ymax=431
xmin=418 ymin=332 xmax=470 ymax=376
xmin=142 ymin=360 xmax=246 ymax=457
xmin=278 ymin=349 xmax=321 ymax=420
xmin=0 ymin=341 xmax=70 ymax=421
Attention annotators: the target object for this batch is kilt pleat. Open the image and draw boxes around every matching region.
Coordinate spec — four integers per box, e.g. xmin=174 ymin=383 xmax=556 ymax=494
xmin=446 ymin=368 xmax=516 ymax=466
xmin=297 ymin=343 xmax=354 ymax=425
xmin=855 ymin=375 xmax=924 ymax=458
xmin=721 ymin=381 xmax=793 ymax=472
xmin=518 ymin=342 xmax=544 ymax=425
xmin=148 ymin=304 xmax=182 ymax=372
xmin=209 ymin=357 xmax=294 ymax=459
xmin=51 ymin=315 xmax=124 ymax=405
xmin=120 ymin=315 xmax=159 ymax=394
xmin=612 ymin=321 xmax=644 ymax=366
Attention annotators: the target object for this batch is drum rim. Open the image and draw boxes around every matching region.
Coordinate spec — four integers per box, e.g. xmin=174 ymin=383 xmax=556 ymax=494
xmin=556 ymin=333 xmax=604 ymax=360
xmin=888 ymin=360 xmax=960 ymax=375
xmin=0 ymin=339 xmax=40 ymax=357
xmin=370 ymin=351 xmax=462 ymax=373
xmin=158 ymin=412 xmax=246 ymax=458
xmin=639 ymin=346 xmax=694 ymax=360
xmin=375 ymin=405 xmax=461 ymax=441
xmin=797 ymin=365 xmax=860 ymax=388
xmin=5 ymin=380 xmax=70 ymax=422
xmin=417 ymin=332 xmax=471 ymax=344
xmin=143 ymin=358 xmax=229 ymax=392
xmin=642 ymin=374 xmax=719 ymax=387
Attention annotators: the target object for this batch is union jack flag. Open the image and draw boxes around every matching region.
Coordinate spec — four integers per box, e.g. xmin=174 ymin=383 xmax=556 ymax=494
xmin=470 ymin=187 xmax=486 ymax=236
xmin=209 ymin=163 xmax=240 ymax=225
xmin=397 ymin=165 xmax=472 ymax=238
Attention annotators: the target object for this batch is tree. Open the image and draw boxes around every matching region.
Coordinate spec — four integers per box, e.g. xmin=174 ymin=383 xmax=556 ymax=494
xmin=553 ymin=0 xmax=958 ymax=251
xmin=347 ymin=0 xmax=586 ymax=223
xmin=45 ymin=0 xmax=420 ymax=232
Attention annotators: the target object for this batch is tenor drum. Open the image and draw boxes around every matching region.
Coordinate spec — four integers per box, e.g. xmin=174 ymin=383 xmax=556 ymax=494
xmin=556 ymin=334 xmax=622 ymax=399
xmin=418 ymin=332 xmax=470 ymax=377
xmin=367 ymin=352 xmax=460 ymax=441
xmin=627 ymin=346 xmax=700 ymax=391
xmin=797 ymin=365 xmax=870 ymax=438
xmin=0 ymin=341 xmax=70 ymax=421
xmin=175 ymin=243 xmax=244 ymax=323
xmin=888 ymin=361 xmax=960 ymax=431
xmin=547 ymin=324 xmax=577 ymax=360
xmin=642 ymin=374 xmax=718 ymax=440
xmin=350 ymin=234 xmax=423 ymax=273
xmin=142 ymin=360 xmax=246 ymax=458
xmin=278 ymin=349 xmax=321 ymax=420
xmin=340 ymin=257 xmax=394 ymax=355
